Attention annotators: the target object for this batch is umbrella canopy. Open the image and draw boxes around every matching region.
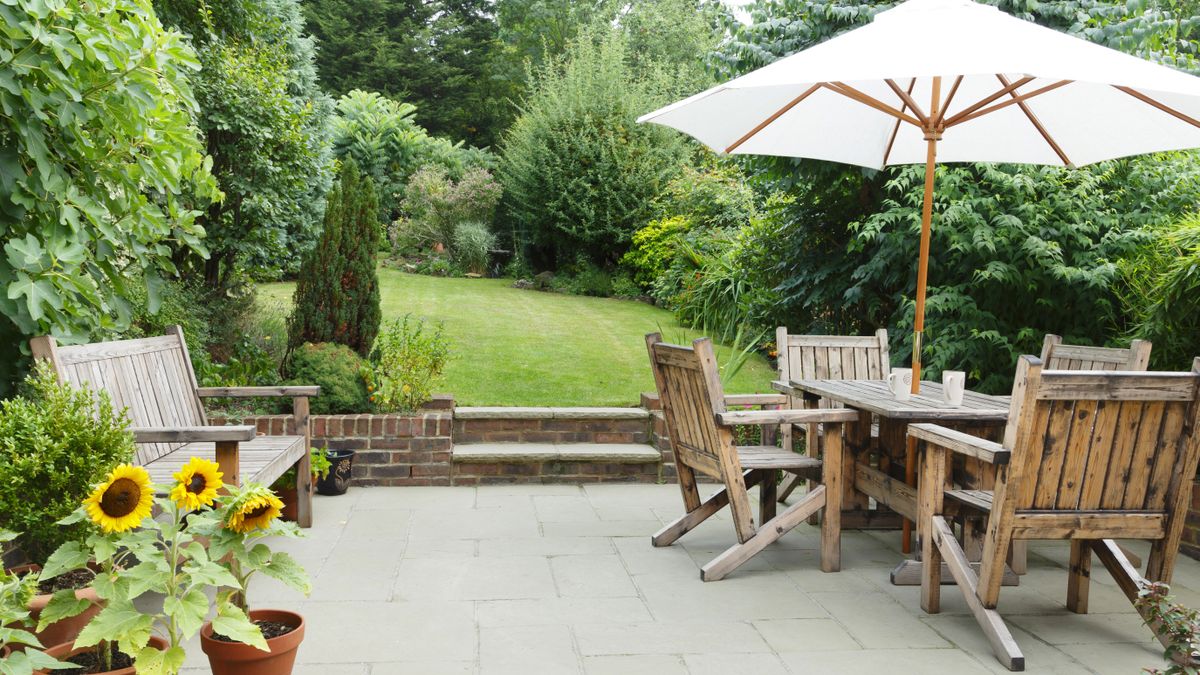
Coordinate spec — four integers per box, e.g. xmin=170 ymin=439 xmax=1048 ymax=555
xmin=639 ymin=0 xmax=1200 ymax=389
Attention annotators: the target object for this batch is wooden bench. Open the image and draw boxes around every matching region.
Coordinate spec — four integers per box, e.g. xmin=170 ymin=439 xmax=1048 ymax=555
xmin=912 ymin=354 xmax=1200 ymax=670
xmin=31 ymin=326 xmax=319 ymax=527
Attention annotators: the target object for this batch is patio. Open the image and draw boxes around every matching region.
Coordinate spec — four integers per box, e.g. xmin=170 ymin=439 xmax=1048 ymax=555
xmin=178 ymin=484 xmax=1182 ymax=674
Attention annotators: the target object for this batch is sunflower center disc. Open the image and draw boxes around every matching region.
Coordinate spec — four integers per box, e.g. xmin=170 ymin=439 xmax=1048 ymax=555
xmin=187 ymin=474 xmax=207 ymax=494
xmin=245 ymin=505 xmax=272 ymax=519
xmin=100 ymin=477 xmax=141 ymax=518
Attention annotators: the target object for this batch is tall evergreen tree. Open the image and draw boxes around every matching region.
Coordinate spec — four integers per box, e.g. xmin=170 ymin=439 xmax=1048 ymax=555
xmin=288 ymin=160 xmax=382 ymax=356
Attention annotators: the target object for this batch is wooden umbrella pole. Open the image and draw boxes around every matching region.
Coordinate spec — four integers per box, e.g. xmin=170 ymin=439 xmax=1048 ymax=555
xmin=903 ymin=76 xmax=941 ymax=555
xmin=911 ymin=76 xmax=941 ymax=395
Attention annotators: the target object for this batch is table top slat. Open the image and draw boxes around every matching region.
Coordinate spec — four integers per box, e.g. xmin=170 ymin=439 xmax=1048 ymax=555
xmin=772 ymin=379 xmax=1010 ymax=421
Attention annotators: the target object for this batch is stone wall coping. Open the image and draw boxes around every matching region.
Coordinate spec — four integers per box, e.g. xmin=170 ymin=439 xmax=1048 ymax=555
xmin=453 ymin=442 xmax=660 ymax=463
xmin=454 ymin=406 xmax=649 ymax=420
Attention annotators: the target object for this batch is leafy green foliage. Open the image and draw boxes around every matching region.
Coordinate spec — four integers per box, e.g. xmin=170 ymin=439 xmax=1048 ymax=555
xmin=364 ymin=316 xmax=451 ymax=412
xmin=453 ymin=222 xmax=497 ymax=275
xmin=285 ymin=343 xmax=370 ymax=414
xmin=0 ymin=364 xmax=133 ymax=564
xmin=0 ymin=539 xmax=70 ymax=673
xmin=398 ymin=167 xmax=503 ymax=253
xmin=288 ymin=161 xmax=383 ymax=357
xmin=1119 ymin=213 xmax=1200 ymax=370
xmin=623 ymin=216 xmax=695 ymax=288
xmin=305 ymin=0 xmax=507 ymax=146
xmin=158 ymin=0 xmax=334 ymax=288
xmin=0 ymin=0 xmax=219 ymax=393
xmin=1137 ymin=581 xmax=1200 ymax=674
xmin=498 ymin=30 xmax=689 ymax=268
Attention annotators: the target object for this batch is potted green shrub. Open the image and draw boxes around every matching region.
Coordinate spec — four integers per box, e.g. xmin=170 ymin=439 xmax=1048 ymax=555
xmin=272 ymin=447 xmax=332 ymax=520
xmin=194 ymin=483 xmax=311 ymax=675
xmin=0 ymin=363 xmax=133 ymax=649
xmin=39 ymin=459 xmax=278 ymax=675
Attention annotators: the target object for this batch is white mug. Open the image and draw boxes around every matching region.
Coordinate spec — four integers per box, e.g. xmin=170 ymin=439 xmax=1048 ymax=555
xmin=942 ymin=370 xmax=966 ymax=407
xmin=888 ymin=368 xmax=913 ymax=401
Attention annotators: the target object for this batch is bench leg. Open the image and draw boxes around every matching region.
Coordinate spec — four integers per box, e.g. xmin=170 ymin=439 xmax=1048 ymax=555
xmin=294 ymin=396 xmax=313 ymax=528
xmin=216 ymin=440 xmax=240 ymax=489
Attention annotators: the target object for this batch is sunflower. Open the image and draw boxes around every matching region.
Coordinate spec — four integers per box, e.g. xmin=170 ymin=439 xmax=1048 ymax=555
xmin=83 ymin=464 xmax=154 ymax=533
xmin=169 ymin=457 xmax=224 ymax=510
xmin=226 ymin=486 xmax=284 ymax=534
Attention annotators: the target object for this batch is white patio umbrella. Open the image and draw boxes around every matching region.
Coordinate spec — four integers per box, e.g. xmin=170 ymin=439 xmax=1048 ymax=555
xmin=639 ymin=0 xmax=1200 ymax=392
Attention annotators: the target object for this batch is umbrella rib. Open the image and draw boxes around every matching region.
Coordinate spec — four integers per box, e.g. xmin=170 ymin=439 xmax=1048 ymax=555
xmin=883 ymin=78 xmax=917 ymax=166
xmin=945 ymin=79 xmax=1072 ymax=127
xmin=1113 ymin=85 xmax=1200 ymax=129
xmin=885 ymin=79 xmax=929 ymax=125
xmin=724 ymin=83 xmax=823 ymax=154
xmin=827 ymin=82 xmax=924 ymax=127
xmin=941 ymin=76 xmax=1036 ymax=127
xmin=996 ymin=74 xmax=1072 ymax=166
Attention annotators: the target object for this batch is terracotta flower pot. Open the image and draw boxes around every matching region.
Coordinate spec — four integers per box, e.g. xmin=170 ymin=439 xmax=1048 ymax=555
xmin=277 ymin=486 xmax=299 ymax=522
xmin=38 ymin=636 xmax=168 ymax=674
xmin=200 ymin=608 xmax=305 ymax=675
xmin=7 ymin=564 xmax=103 ymax=650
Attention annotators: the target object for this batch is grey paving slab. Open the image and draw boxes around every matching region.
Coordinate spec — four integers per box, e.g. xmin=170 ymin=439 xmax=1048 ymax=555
xmin=181 ymin=483 xmax=1200 ymax=675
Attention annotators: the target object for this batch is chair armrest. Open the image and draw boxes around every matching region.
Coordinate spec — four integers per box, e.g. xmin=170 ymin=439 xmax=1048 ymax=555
xmin=196 ymin=386 xmax=320 ymax=398
xmin=720 ymin=393 xmax=787 ymax=403
xmin=132 ymin=426 xmax=257 ymax=443
xmin=716 ymin=408 xmax=859 ymax=426
xmin=908 ymin=423 xmax=1009 ymax=465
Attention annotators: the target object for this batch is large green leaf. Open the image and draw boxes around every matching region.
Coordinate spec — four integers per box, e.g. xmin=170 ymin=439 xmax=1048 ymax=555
xmin=72 ymin=602 xmax=153 ymax=651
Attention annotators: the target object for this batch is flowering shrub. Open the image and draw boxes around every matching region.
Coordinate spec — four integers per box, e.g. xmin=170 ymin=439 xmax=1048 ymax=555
xmin=398 ymin=167 xmax=502 ymax=255
xmin=363 ymin=316 xmax=450 ymax=412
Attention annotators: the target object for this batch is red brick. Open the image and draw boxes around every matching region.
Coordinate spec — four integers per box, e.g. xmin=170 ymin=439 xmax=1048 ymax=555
xmin=370 ymin=464 xmax=412 ymax=478
xmin=595 ymin=432 xmax=635 ymax=444
xmin=411 ymin=464 xmax=449 ymax=477
xmin=370 ymin=416 xmax=385 ymax=437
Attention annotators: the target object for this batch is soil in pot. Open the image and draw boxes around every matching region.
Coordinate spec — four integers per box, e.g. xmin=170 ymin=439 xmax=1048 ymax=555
xmin=201 ymin=608 xmax=305 ymax=675
xmin=316 ymin=450 xmax=353 ymax=496
xmin=8 ymin=564 xmax=102 ymax=649
xmin=39 ymin=636 xmax=168 ymax=675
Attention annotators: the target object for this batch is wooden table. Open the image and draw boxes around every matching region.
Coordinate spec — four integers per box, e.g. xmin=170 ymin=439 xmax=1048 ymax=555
xmin=772 ymin=379 xmax=1013 ymax=585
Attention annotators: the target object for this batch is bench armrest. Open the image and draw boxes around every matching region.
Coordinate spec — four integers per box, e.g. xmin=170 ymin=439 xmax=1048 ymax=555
xmin=723 ymin=394 xmax=788 ymax=407
xmin=132 ymin=426 xmax=257 ymax=443
xmin=716 ymin=408 xmax=859 ymax=426
xmin=196 ymin=386 xmax=320 ymax=398
xmin=908 ymin=423 xmax=1009 ymax=465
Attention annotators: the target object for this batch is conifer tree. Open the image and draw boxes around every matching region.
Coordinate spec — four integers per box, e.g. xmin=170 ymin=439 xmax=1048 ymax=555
xmin=288 ymin=160 xmax=382 ymax=356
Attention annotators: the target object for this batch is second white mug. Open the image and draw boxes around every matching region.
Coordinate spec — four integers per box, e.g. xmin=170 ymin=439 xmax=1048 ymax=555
xmin=943 ymin=370 xmax=966 ymax=407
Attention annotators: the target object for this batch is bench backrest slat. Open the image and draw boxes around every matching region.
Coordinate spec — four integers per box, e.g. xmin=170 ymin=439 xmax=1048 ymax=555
xmin=1040 ymin=334 xmax=1151 ymax=372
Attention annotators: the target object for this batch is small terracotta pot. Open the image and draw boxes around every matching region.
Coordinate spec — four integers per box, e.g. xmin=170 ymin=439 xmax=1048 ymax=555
xmin=277 ymin=486 xmax=299 ymax=522
xmin=7 ymin=564 xmax=103 ymax=649
xmin=38 ymin=636 xmax=169 ymax=674
xmin=200 ymin=608 xmax=305 ymax=675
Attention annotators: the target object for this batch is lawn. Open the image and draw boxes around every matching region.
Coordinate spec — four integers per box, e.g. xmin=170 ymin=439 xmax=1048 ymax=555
xmin=259 ymin=269 xmax=777 ymax=406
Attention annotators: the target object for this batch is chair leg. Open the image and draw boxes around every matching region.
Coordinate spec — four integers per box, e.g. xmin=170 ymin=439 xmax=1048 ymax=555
xmin=820 ymin=425 xmax=844 ymax=573
xmin=922 ymin=516 xmax=943 ymax=614
xmin=1066 ymin=540 xmax=1091 ymax=614
xmin=931 ymin=518 xmax=1025 ymax=671
xmin=1008 ymin=540 xmax=1028 ymax=575
xmin=759 ymin=471 xmax=777 ymax=524
xmin=702 ymin=485 xmax=827 ymax=582
xmin=653 ymin=471 xmax=764 ymax=547
xmin=1094 ymin=539 xmax=1180 ymax=660
xmin=777 ymin=473 xmax=803 ymax=503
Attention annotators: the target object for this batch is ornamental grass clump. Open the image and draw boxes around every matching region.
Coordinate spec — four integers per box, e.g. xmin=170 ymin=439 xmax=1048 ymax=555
xmin=40 ymin=459 xmax=310 ymax=675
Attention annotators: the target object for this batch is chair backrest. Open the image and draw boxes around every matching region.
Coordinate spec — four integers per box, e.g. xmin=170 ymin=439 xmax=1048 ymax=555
xmin=776 ymin=328 xmax=891 ymax=382
xmin=30 ymin=326 xmax=206 ymax=465
xmin=1040 ymin=334 xmax=1151 ymax=371
xmin=645 ymin=333 xmax=739 ymax=482
xmin=1001 ymin=355 xmax=1200 ymax=515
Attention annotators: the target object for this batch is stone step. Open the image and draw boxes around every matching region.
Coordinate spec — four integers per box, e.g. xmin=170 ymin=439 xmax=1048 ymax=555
xmin=452 ymin=442 xmax=661 ymax=464
xmin=454 ymin=406 xmax=649 ymax=421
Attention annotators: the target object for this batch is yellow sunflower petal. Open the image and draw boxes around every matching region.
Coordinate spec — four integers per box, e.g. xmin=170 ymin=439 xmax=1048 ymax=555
xmin=226 ymin=491 xmax=284 ymax=534
xmin=84 ymin=464 xmax=154 ymax=534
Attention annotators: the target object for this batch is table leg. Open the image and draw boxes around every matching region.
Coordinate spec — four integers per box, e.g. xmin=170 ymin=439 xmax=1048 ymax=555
xmin=903 ymin=435 xmax=917 ymax=554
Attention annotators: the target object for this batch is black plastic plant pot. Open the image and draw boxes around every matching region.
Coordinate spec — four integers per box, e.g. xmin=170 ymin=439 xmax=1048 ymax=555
xmin=316 ymin=449 xmax=355 ymax=495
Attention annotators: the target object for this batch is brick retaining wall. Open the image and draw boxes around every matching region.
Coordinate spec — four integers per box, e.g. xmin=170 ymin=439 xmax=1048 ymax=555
xmin=214 ymin=411 xmax=453 ymax=487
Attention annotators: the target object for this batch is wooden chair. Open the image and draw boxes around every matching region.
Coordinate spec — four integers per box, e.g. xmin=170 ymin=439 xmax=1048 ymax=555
xmin=646 ymin=333 xmax=859 ymax=581
xmin=31 ymin=327 xmax=320 ymax=527
xmin=911 ymin=354 xmax=1200 ymax=671
xmin=775 ymin=328 xmax=890 ymax=503
xmin=1041 ymin=333 xmax=1151 ymax=371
